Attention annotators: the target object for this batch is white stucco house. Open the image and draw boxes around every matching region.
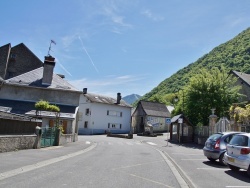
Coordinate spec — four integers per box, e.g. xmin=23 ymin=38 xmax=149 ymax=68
xmin=78 ymin=88 xmax=132 ymax=135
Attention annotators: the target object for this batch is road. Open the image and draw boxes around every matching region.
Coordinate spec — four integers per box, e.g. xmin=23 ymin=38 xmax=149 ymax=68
xmin=0 ymin=134 xmax=250 ymax=188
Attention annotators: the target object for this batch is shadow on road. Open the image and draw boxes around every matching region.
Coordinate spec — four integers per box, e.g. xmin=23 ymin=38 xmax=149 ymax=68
xmin=225 ymin=170 xmax=250 ymax=183
xmin=168 ymin=140 xmax=203 ymax=150
xmin=202 ymin=161 xmax=228 ymax=169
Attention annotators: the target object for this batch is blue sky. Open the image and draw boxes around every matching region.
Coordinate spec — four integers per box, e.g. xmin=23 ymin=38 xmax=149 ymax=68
xmin=1 ymin=0 xmax=250 ymax=97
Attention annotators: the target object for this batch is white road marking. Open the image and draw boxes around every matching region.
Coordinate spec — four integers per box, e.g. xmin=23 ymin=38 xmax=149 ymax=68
xmin=146 ymin=142 xmax=157 ymax=145
xmin=226 ymin=186 xmax=250 ymax=188
xmin=0 ymin=143 xmax=97 ymax=181
xmin=85 ymin=141 xmax=91 ymax=144
xmin=197 ymin=168 xmax=226 ymax=170
xmin=181 ymin=159 xmax=205 ymax=160
xmin=172 ymin=153 xmax=203 ymax=155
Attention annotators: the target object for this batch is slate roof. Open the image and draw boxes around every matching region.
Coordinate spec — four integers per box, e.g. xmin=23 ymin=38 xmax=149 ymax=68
xmin=0 ymin=99 xmax=77 ymax=119
xmin=171 ymin=114 xmax=183 ymax=123
xmin=84 ymin=93 xmax=132 ymax=108
xmin=171 ymin=113 xmax=193 ymax=126
xmin=0 ymin=110 xmax=37 ymax=122
xmin=139 ymin=101 xmax=170 ymax=117
xmin=231 ymin=70 xmax=250 ymax=87
xmin=5 ymin=67 xmax=79 ymax=91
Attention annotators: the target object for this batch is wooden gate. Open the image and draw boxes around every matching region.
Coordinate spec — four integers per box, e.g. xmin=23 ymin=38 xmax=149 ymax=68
xmin=41 ymin=127 xmax=56 ymax=147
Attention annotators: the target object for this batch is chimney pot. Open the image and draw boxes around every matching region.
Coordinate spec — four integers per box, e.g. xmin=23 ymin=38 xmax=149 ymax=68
xmin=117 ymin=93 xmax=121 ymax=104
xmin=83 ymin=88 xmax=87 ymax=94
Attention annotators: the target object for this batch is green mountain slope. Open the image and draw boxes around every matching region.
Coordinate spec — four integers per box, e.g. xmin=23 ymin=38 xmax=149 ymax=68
xmin=141 ymin=27 xmax=250 ymax=101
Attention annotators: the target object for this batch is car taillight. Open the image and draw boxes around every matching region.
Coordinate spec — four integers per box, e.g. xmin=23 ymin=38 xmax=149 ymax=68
xmin=215 ymin=139 xmax=220 ymax=149
xmin=240 ymin=148 xmax=250 ymax=155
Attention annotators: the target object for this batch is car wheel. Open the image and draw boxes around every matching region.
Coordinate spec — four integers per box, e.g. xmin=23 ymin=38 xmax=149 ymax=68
xmin=228 ymin=164 xmax=240 ymax=171
xmin=219 ymin=153 xmax=227 ymax=166
xmin=247 ymin=165 xmax=250 ymax=177
xmin=207 ymin=157 xmax=216 ymax=162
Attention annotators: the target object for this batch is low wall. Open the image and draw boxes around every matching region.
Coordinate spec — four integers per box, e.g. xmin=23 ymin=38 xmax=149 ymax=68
xmin=0 ymin=135 xmax=37 ymax=153
xmin=59 ymin=133 xmax=78 ymax=145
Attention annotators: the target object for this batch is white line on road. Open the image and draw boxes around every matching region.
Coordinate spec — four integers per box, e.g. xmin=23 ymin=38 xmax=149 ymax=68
xmin=158 ymin=150 xmax=191 ymax=188
xmin=197 ymin=168 xmax=226 ymax=170
xmin=226 ymin=186 xmax=250 ymax=188
xmin=85 ymin=141 xmax=91 ymax=144
xmin=181 ymin=159 xmax=205 ymax=160
xmin=146 ymin=142 xmax=157 ymax=145
xmin=0 ymin=143 xmax=97 ymax=181
xmin=172 ymin=153 xmax=203 ymax=155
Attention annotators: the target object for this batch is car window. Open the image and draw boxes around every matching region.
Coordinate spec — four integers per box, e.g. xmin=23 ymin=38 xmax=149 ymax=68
xmin=224 ymin=134 xmax=236 ymax=143
xmin=229 ymin=135 xmax=249 ymax=146
xmin=208 ymin=133 xmax=222 ymax=141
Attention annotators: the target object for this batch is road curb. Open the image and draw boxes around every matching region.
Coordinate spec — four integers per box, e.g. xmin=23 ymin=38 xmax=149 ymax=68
xmin=161 ymin=150 xmax=196 ymax=188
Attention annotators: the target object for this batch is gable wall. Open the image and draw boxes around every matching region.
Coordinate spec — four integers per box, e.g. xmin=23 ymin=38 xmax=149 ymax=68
xmin=234 ymin=78 xmax=250 ymax=102
xmin=78 ymin=95 xmax=131 ymax=134
xmin=0 ymin=84 xmax=80 ymax=106
xmin=6 ymin=44 xmax=43 ymax=79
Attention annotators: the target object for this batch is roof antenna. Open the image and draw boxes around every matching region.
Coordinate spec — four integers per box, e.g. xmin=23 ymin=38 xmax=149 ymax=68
xmin=48 ymin=40 xmax=56 ymax=56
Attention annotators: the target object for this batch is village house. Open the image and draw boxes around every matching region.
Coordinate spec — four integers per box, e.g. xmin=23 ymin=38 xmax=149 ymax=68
xmin=132 ymin=101 xmax=171 ymax=133
xmin=78 ymin=88 xmax=132 ymax=135
xmin=0 ymin=55 xmax=81 ymax=143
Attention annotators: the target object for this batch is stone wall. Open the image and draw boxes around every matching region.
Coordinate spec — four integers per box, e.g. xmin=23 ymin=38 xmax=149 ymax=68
xmin=0 ymin=135 xmax=37 ymax=153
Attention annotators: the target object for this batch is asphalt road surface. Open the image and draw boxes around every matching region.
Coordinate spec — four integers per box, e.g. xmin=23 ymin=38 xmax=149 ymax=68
xmin=0 ymin=135 xmax=184 ymax=188
xmin=1 ymin=134 xmax=250 ymax=188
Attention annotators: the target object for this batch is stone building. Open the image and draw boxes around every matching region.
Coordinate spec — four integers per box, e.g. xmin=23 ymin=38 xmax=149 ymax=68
xmin=0 ymin=43 xmax=43 ymax=80
xmin=132 ymin=101 xmax=171 ymax=133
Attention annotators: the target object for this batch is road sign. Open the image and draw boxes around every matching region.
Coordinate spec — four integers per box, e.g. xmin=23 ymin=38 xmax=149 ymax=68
xmin=166 ymin=118 xmax=171 ymax=125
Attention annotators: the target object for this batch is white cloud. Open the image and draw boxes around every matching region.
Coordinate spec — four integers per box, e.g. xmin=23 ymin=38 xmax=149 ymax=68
xmin=141 ymin=9 xmax=165 ymax=22
xmin=61 ymin=34 xmax=78 ymax=49
xmin=68 ymin=74 xmax=146 ymax=96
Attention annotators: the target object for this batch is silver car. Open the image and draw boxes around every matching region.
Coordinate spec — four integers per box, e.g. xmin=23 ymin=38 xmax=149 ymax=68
xmin=224 ymin=133 xmax=250 ymax=177
xmin=203 ymin=132 xmax=241 ymax=165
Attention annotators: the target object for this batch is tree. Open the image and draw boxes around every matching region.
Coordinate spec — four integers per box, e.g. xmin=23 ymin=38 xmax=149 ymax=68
xmin=172 ymin=66 xmax=241 ymax=126
xmin=229 ymin=104 xmax=250 ymax=124
xmin=35 ymin=100 xmax=61 ymax=130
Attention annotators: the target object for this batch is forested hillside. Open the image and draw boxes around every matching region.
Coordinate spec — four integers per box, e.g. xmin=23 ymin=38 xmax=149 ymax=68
xmin=140 ymin=27 xmax=250 ymax=102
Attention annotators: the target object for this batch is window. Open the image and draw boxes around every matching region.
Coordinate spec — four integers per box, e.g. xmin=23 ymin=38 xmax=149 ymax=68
xmin=85 ymin=108 xmax=90 ymax=115
xmin=107 ymin=110 xmax=122 ymax=117
xmin=10 ymin=53 xmax=16 ymax=59
xmin=84 ymin=121 xmax=88 ymax=128
xmin=108 ymin=123 xmax=122 ymax=129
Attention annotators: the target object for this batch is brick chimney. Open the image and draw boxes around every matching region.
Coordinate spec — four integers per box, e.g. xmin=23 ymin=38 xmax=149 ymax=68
xmin=42 ymin=56 xmax=55 ymax=86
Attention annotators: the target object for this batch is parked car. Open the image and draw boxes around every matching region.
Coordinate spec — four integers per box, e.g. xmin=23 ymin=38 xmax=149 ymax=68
xmin=203 ymin=132 xmax=242 ymax=165
xmin=224 ymin=133 xmax=250 ymax=176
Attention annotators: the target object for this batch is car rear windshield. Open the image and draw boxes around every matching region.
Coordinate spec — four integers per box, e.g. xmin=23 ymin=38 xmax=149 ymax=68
xmin=229 ymin=135 xmax=249 ymax=146
xmin=208 ymin=133 xmax=222 ymax=141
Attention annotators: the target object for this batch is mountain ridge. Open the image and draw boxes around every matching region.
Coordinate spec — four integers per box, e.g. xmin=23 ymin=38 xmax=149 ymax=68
xmin=140 ymin=27 xmax=250 ymax=102
xmin=122 ymin=94 xmax=141 ymax=105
